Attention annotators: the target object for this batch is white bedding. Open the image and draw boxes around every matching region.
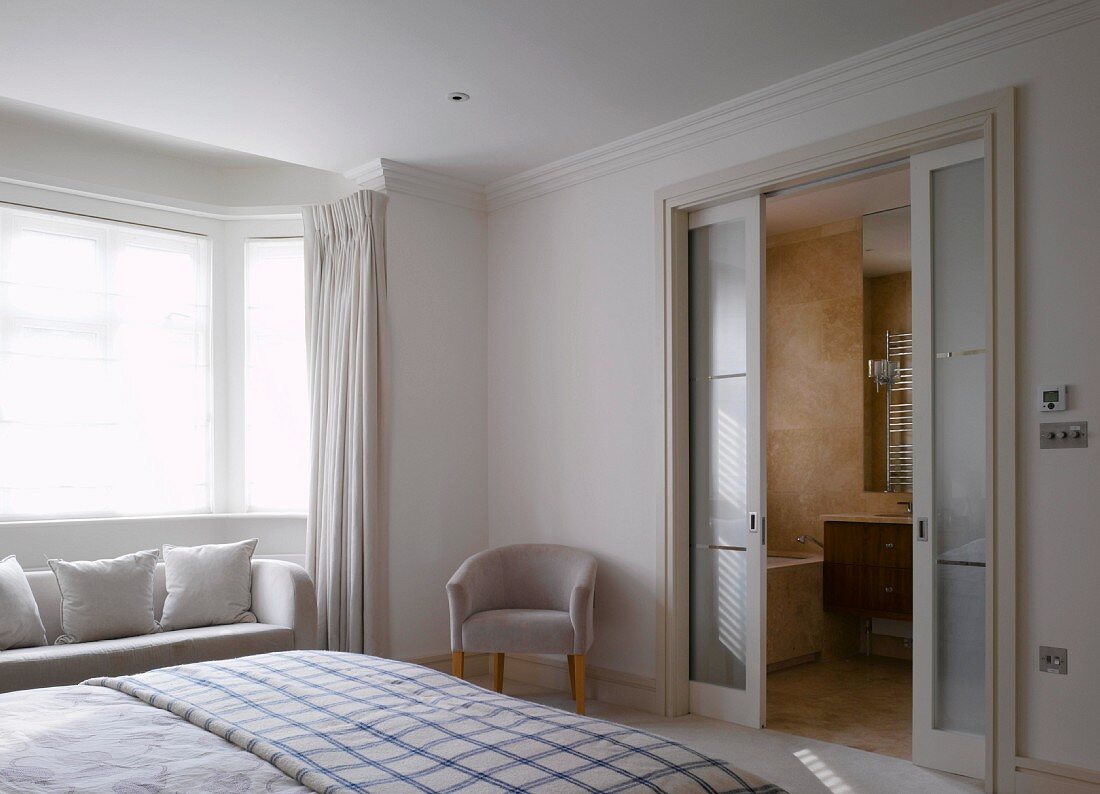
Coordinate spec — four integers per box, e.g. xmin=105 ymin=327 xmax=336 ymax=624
xmin=0 ymin=685 xmax=308 ymax=793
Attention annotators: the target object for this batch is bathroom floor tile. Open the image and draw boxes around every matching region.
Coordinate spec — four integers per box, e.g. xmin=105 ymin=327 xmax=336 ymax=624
xmin=766 ymin=655 xmax=912 ymax=759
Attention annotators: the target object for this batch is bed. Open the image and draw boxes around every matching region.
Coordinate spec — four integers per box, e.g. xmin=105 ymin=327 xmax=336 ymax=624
xmin=0 ymin=651 xmax=784 ymax=793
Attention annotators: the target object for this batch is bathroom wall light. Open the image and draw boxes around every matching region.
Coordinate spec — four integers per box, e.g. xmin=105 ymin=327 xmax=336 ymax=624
xmin=867 ymin=358 xmax=898 ymax=393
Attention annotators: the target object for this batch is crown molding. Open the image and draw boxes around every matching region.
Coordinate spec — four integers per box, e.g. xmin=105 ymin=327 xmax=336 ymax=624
xmin=0 ymin=171 xmax=301 ymax=221
xmin=345 ymin=157 xmax=486 ymax=212
xmin=485 ymin=0 xmax=1100 ymax=211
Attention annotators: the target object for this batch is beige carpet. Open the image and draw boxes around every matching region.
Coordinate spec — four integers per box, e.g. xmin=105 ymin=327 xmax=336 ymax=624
xmin=472 ymin=676 xmax=982 ymax=794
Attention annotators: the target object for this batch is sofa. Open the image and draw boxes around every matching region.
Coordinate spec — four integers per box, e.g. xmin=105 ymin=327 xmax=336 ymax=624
xmin=0 ymin=559 xmax=316 ymax=693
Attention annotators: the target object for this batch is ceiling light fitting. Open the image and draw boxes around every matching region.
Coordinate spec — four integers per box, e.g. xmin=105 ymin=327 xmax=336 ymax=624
xmin=447 ymin=92 xmax=470 ymax=103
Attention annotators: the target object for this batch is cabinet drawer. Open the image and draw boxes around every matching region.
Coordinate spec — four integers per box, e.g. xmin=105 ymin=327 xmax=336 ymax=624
xmin=824 ymin=563 xmax=912 ymax=617
xmin=824 ymin=521 xmax=912 ymax=568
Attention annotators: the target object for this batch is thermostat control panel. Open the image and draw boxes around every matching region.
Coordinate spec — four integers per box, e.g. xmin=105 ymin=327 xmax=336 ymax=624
xmin=1040 ymin=384 xmax=1066 ymax=412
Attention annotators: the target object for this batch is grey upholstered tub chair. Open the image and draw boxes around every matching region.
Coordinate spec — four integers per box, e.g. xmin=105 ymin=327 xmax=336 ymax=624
xmin=446 ymin=544 xmax=597 ymax=713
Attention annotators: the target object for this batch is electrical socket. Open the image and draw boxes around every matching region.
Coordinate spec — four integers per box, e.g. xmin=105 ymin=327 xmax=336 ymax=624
xmin=1039 ymin=646 xmax=1068 ymax=675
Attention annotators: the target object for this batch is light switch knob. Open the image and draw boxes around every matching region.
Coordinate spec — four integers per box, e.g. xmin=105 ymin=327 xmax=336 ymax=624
xmin=1057 ymin=431 xmax=1068 ymax=439
xmin=1042 ymin=432 xmax=1055 ymax=440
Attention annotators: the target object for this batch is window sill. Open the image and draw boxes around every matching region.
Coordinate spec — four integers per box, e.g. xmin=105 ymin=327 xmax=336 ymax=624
xmin=0 ymin=512 xmax=306 ymax=529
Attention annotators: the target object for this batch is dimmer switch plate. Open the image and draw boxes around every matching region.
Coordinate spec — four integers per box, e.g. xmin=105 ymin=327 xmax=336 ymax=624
xmin=1039 ymin=646 xmax=1068 ymax=675
xmin=1039 ymin=421 xmax=1088 ymax=449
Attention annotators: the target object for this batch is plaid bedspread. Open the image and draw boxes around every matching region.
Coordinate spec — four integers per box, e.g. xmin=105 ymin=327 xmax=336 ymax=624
xmin=85 ymin=651 xmax=784 ymax=794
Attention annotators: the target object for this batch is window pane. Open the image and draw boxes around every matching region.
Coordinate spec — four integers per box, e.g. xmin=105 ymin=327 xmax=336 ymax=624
xmin=245 ymin=239 xmax=307 ymax=512
xmin=0 ymin=209 xmax=210 ymax=518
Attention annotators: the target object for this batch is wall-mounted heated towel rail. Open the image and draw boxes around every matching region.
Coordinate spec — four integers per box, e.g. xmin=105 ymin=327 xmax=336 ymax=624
xmin=885 ymin=330 xmax=913 ymax=491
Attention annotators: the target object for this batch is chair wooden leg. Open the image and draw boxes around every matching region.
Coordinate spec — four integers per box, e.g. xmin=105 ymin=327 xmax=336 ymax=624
xmin=567 ymin=654 xmax=577 ymax=699
xmin=452 ymin=651 xmax=464 ymax=679
xmin=573 ymin=654 xmax=586 ymax=715
xmin=492 ymin=653 xmax=505 ymax=693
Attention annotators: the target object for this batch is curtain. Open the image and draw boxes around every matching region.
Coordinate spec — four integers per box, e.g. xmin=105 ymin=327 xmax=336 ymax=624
xmin=303 ymin=189 xmax=388 ymax=655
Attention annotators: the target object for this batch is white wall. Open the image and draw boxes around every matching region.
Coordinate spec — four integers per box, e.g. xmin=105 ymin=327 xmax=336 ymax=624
xmin=384 ymin=192 xmax=489 ymax=660
xmin=487 ymin=19 xmax=1100 ymax=772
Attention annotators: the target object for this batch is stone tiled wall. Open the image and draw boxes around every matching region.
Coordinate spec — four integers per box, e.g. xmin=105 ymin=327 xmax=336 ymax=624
xmin=765 ymin=219 xmax=901 ymax=554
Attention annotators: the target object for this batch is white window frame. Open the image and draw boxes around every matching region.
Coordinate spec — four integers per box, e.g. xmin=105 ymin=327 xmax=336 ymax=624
xmin=0 ymin=182 xmax=305 ymax=523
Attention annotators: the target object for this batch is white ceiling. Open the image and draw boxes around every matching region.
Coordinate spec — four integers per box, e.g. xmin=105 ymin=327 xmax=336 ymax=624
xmin=766 ymin=167 xmax=910 ymax=276
xmin=766 ymin=168 xmax=909 ymax=236
xmin=0 ymin=0 xmax=1004 ymax=185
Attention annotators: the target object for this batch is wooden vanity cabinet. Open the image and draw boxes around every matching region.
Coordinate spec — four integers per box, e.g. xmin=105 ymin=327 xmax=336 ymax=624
xmin=823 ymin=520 xmax=912 ymax=620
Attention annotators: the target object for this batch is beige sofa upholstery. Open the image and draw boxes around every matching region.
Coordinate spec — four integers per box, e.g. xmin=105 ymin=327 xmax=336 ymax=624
xmin=446 ymin=544 xmax=596 ymax=713
xmin=0 ymin=559 xmax=316 ymax=694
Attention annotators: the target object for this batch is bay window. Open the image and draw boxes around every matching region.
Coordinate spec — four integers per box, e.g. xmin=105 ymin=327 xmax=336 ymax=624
xmin=244 ymin=238 xmax=308 ymax=512
xmin=0 ymin=203 xmax=309 ymax=521
xmin=0 ymin=207 xmax=210 ymax=518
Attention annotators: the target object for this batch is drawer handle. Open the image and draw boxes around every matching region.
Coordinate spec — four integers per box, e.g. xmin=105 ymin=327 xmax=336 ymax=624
xmin=884 ymin=586 xmax=895 ymax=593
xmin=885 ymin=542 xmax=895 ymax=550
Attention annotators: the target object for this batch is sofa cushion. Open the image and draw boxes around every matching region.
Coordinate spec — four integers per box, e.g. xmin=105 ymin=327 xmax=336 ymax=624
xmin=161 ymin=538 xmax=258 ymax=631
xmin=0 ymin=623 xmax=293 ymax=694
xmin=0 ymin=555 xmax=47 ymax=650
xmin=48 ymin=549 xmax=160 ymax=644
xmin=461 ymin=608 xmax=575 ymax=654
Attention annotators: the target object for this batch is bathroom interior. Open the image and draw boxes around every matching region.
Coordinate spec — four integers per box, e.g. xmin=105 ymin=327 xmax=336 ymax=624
xmin=763 ymin=166 xmax=915 ymax=759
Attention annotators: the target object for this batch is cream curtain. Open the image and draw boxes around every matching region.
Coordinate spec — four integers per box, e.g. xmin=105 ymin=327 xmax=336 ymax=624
xmin=303 ymin=189 xmax=388 ymax=655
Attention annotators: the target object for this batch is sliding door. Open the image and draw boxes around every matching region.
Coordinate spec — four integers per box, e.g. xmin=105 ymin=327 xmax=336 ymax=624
xmin=686 ymin=196 xmax=766 ymax=728
xmin=911 ymin=139 xmax=988 ymax=778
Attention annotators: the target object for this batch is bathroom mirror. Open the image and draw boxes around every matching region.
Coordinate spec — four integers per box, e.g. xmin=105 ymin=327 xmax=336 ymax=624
xmin=862 ymin=206 xmax=912 ymax=492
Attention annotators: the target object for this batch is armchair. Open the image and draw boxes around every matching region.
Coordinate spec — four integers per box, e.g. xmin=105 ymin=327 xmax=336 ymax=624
xmin=446 ymin=544 xmax=597 ymax=713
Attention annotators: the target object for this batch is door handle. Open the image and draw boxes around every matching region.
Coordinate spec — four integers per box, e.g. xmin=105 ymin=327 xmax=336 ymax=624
xmin=917 ymin=517 xmax=929 ymax=542
xmin=749 ymin=511 xmax=758 ymax=533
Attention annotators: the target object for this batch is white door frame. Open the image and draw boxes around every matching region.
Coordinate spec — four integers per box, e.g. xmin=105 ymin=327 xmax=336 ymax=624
xmin=655 ymin=89 xmax=1016 ymax=792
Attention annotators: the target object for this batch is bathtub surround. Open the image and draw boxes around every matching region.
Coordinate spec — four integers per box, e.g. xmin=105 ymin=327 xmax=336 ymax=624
xmin=765 ymin=220 xmax=902 ymax=558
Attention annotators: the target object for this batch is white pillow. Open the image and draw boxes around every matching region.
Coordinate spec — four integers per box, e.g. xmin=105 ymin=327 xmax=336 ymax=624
xmin=48 ymin=549 xmax=161 ymax=644
xmin=0 ymin=555 xmax=48 ymax=651
xmin=160 ymin=538 xmax=259 ymax=631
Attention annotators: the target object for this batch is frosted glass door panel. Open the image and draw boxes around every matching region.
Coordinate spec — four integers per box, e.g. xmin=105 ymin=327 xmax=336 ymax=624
xmin=690 ymin=545 xmax=748 ymax=689
xmin=688 ymin=217 xmax=749 ymax=693
xmin=689 ymin=377 xmax=749 ymax=690
xmin=912 ymin=140 xmax=987 ymax=776
xmin=689 ymin=222 xmax=747 ymax=379
xmin=932 ymin=160 xmax=986 ymax=353
xmin=931 ymin=159 xmax=987 ymax=736
xmin=686 ymin=195 xmax=763 ymax=728
xmin=690 ymin=377 xmax=749 ymax=547
xmin=934 ymin=353 xmax=986 ymax=734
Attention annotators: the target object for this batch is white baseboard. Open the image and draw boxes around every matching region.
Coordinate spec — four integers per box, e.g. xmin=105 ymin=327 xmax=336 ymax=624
xmin=502 ymin=654 xmax=657 ymax=714
xmin=1016 ymin=757 xmax=1100 ymax=793
xmin=407 ymin=652 xmax=490 ymax=677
